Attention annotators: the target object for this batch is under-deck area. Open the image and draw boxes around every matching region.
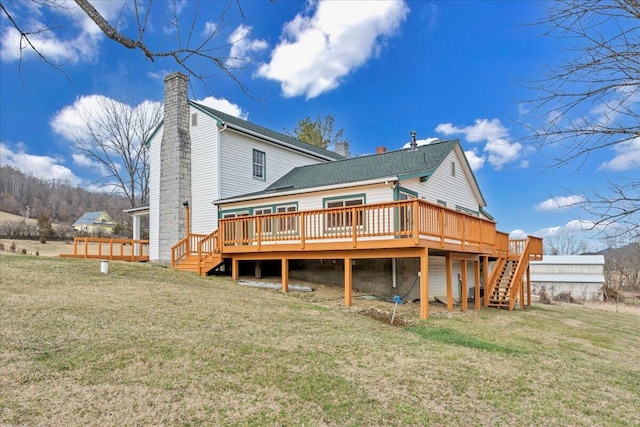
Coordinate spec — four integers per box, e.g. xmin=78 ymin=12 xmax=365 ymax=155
xmin=172 ymin=199 xmax=543 ymax=319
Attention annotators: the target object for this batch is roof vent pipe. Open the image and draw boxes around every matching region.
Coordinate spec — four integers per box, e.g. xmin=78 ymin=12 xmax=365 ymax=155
xmin=410 ymin=130 xmax=417 ymax=151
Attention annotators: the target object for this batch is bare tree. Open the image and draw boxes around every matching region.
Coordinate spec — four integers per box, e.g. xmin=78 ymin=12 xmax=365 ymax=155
xmin=603 ymin=236 xmax=640 ymax=290
xmin=544 ymin=229 xmax=589 ymax=255
xmin=60 ymin=95 xmax=162 ymax=208
xmin=527 ymin=0 xmax=640 ymax=239
xmin=0 ymin=0 xmax=253 ymax=93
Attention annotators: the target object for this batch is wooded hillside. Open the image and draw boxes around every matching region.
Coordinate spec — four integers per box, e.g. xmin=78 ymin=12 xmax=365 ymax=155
xmin=0 ymin=165 xmax=130 ymax=226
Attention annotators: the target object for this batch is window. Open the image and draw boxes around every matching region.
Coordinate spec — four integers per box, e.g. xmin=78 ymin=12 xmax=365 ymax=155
xmin=191 ymin=113 xmax=198 ymax=126
xmin=451 ymin=161 xmax=456 ymax=177
xmin=253 ymin=150 xmax=265 ymax=180
xmin=254 ymin=207 xmax=273 ymax=233
xmin=325 ymin=197 xmax=364 ymax=229
xmin=276 ymin=205 xmax=297 ymax=233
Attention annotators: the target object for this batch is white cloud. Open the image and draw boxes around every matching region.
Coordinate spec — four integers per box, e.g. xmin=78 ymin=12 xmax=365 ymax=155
xmin=0 ymin=0 xmax=127 ymax=64
xmin=464 ymin=148 xmax=485 ymax=171
xmin=202 ymin=21 xmax=218 ymax=37
xmin=195 ymin=96 xmax=248 ymax=120
xmin=598 ymin=137 xmax=640 ymax=171
xmin=0 ymin=142 xmax=81 ymax=184
xmin=435 ymin=118 xmax=523 ymax=170
xmin=535 ymin=195 xmax=586 ymax=211
xmin=226 ymin=24 xmax=268 ymax=68
xmin=509 ymin=229 xmax=528 ymax=240
xmin=256 ymin=0 xmax=409 ymax=99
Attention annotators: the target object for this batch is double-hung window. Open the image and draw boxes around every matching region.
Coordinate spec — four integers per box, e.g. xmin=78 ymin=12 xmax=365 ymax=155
xmin=325 ymin=197 xmax=364 ymax=229
xmin=253 ymin=150 xmax=265 ymax=180
xmin=276 ymin=205 xmax=297 ymax=233
xmin=254 ymin=207 xmax=273 ymax=233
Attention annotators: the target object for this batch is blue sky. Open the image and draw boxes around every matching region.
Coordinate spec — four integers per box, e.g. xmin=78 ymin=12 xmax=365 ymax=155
xmin=1 ymin=0 xmax=638 ymax=250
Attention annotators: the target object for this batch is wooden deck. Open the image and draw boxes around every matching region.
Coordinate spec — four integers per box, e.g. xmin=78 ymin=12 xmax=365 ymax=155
xmin=171 ymin=199 xmax=543 ymax=319
xmin=60 ymin=237 xmax=149 ymax=262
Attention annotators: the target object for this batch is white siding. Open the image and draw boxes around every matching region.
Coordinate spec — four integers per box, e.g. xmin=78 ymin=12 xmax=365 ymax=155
xmin=219 ymin=130 xmax=322 ymax=199
xmin=148 ymin=127 xmax=162 ymax=261
xmin=190 ymin=109 xmax=220 ymax=234
xmin=402 ymin=149 xmax=479 ymax=213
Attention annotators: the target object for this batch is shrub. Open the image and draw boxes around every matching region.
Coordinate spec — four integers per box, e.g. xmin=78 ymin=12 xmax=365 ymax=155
xmin=0 ymin=243 xmax=4 ymax=251
xmin=10 ymin=242 xmax=17 ymax=252
xmin=40 ymin=236 xmax=47 ymax=244
xmin=36 ymin=251 xmax=39 ymax=256
xmin=20 ymin=248 xmax=27 ymax=255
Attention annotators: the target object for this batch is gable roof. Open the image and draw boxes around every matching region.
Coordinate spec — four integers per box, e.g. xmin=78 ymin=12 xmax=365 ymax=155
xmin=189 ymin=102 xmax=344 ymax=161
xmin=72 ymin=211 xmax=114 ymax=226
xmin=217 ymin=139 xmax=486 ymax=206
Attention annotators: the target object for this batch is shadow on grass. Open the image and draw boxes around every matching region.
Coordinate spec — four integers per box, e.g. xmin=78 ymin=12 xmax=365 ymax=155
xmin=408 ymin=326 xmax=519 ymax=354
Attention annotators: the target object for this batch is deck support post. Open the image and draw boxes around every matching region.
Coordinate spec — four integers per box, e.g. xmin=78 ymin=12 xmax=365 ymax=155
xmin=420 ymin=251 xmax=429 ymax=320
xmin=281 ymin=258 xmax=289 ymax=293
xmin=445 ymin=253 xmax=453 ymax=311
xmin=461 ymin=260 xmax=468 ymax=311
xmin=520 ymin=275 xmax=525 ymax=310
xmin=344 ymin=258 xmax=352 ymax=307
xmin=232 ymin=258 xmax=239 ymax=280
xmin=474 ymin=260 xmax=481 ymax=310
xmin=526 ymin=264 xmax=531 ymax=307
xmin=483 ymin=256 xmax=490 ymax=308
xmin=255 ymin=261 xmax=262 ymax=279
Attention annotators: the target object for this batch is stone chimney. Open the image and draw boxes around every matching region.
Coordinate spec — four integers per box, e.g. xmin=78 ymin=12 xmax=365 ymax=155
xmin=376 ymin=146 xmax=387 ymax=154
xmin=334 ymin=141 xmax=350 ymax=158
xmin=158 ymin=72 xmax=191 ymax=262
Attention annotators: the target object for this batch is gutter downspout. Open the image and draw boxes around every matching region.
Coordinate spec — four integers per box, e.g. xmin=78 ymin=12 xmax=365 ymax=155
xmin=215 ymin=121 xmax=228 ymax=229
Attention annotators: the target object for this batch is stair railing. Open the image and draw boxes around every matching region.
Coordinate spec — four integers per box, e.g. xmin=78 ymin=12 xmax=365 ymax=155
xmin=196 ymin=229 xmax=220 ymax=276
xmin=507 ymin=236 xmax=535 ymax=310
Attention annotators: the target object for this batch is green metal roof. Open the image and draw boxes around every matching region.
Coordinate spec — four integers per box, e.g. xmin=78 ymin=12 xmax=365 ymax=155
xmin=73 ymin=211 xmax=113 ymax=226
xmin=267 ymin=139 xmax=459 ymax=191
xmin=190 ymin=102 xmax=344 ymax=161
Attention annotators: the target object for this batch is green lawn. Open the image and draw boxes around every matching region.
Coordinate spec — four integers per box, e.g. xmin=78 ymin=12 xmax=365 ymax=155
xmin=1 ymin=255 xmax=639 ymax=426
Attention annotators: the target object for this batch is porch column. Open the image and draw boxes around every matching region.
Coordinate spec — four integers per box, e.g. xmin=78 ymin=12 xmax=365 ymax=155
xmin=232 ymin=258 xmax=239 ymax=280
xmin=474 ymin=260 xmax=481 ymax=310
xmin=445 ymin=253 xmax=453 ymax=311
xmin=132 ymin=214 xmax=141 ymax=256
xmin=281 ymin=259 xmax=289 ymax=293
xmin=461 ymin=260 xmax=468 ymax=311
xmin=344 ymin=258 xmax=352 ymax=307
xmin=420 ymin=251 xmax=429 ymax=320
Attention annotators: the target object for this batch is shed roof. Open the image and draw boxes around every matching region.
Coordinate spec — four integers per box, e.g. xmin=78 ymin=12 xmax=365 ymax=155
xmin=530 ymin=255 xmax=605 ymax=265
xmin=530 ymin=274 xmax=605 ymax=284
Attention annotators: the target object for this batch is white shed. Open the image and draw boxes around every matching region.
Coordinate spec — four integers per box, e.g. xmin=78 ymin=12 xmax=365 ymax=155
xmin=529 ymin=255 xmax=605 ymax=301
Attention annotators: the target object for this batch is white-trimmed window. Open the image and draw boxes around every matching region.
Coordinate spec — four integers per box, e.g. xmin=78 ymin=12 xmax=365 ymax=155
xmin=254 ymin=207 xmax=273 ymax=233
xmin=325 ymin=197 xmax=364 ymax=228
xmin=276 ymin=205 xmax=297 ymax=233
xmin=253 ymin=150 xmax=265 ymax=180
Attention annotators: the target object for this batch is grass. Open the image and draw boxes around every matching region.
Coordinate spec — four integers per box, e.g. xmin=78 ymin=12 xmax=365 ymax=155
xmin=1 ymin=255 xmax=639 ymax=426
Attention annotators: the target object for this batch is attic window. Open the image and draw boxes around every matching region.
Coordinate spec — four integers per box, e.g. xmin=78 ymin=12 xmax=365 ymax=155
xmin=451 ymin=161 xmax=456 ymax=177
xmin=191 ymin=113 xmax=198 ymax=126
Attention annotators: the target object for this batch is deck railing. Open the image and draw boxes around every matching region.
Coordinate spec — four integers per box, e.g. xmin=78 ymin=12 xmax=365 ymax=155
xmin=218 ymin=199 xmax=505 ymax=254
xmin=171 ymin=233 xmax=207 ymax=267
xmin=60 ymin=237 xmax=149 ymax=261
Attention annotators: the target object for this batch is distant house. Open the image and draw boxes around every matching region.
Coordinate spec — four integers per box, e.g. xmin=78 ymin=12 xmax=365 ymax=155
xmin=529 ymin=255 xmax=605 ymax=301
xmin=72 ymin=211 xmax=116 ymax=235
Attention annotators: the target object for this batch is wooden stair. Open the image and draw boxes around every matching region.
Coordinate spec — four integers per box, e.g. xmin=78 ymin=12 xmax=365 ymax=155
xmin=173 ymin=253 xmax=225 ymax=276
xmin=487 ymin=259 xmax=518 ymax=309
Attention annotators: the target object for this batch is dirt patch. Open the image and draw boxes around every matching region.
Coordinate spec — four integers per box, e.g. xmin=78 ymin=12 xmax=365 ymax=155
xmin=239 ymin=276 xmax=478 ymax=325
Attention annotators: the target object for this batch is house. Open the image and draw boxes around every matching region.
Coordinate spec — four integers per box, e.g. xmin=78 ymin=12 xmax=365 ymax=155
xmin=529 ymin=255 xmax=605 ymax=301
xmin=114 ymin=72 xmax=544 ymax=319
xmin=146 ymin=72 xmax=343 ymax=263
xmin=72 ymin=211 xmax=116 ymax=235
